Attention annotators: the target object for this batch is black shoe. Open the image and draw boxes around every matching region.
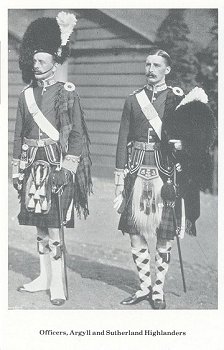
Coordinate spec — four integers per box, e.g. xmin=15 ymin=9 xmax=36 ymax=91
xmin=17 ymin=286 xmax=35 ymax=293
xmin=120 ymin=291 xmax=151 ymax=305
xmin=151 ymin=297 xmax=166 ymax=310
xmin=17 ymin=285 xmax=47 ymax=293
xmin=50 ymin=298 xmax=66 ymax=306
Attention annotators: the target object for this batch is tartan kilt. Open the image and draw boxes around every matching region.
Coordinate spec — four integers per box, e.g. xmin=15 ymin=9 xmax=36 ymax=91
xmin=18 ymin=150 xmax=74 ymax=229
xmin=156 ymin=205 xmax=176 ymax=240
xmin=118 ymin=172 xmax=179 ymax=240
xmin=118 ymin=171 xmax=139 ymax=235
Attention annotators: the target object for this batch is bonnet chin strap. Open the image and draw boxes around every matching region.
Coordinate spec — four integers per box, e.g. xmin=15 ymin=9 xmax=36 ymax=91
xmin=135 ymin=89 xmax=162 ymax=140
xmin=24 ymin=87 xmax=59 ymax=142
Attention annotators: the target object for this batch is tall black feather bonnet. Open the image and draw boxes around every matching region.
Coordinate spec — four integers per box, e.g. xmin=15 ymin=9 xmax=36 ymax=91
xmin=19 ymin=11 xmax=77 ymax=83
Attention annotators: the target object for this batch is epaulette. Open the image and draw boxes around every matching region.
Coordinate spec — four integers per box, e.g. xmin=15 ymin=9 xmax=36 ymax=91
xmin=64 ymin=81 xmax=76 ymax=92
xmin=129 ymin=86 xmax=145 ymax=96
xmin=168 ymin=86 xmax=184 ymax=96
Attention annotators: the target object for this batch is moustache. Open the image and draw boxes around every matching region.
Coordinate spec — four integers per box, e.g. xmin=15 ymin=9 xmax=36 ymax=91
xmin=146 ymin=73 xmax=156 ymax=78
xmin=33 ymin=65 xmax=54 ymax=75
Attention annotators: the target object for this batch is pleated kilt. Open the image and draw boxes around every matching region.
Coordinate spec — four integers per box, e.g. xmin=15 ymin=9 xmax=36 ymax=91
xmin=18 ymin=147 xmax=74 ymax=229
xmin=118 ymin=145 xmax=180 ymax=240
xmin=118 ymin=171 xmax=140 ymax=235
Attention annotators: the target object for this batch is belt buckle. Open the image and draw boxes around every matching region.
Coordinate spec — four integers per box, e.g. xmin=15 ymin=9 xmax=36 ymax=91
xmin=149 ymin=143 xmax=154 ymax=151
xmin=147 ymin=143 xmax=154 ymax=151
xmin=37 ymin=139 xmax=45 ymax=147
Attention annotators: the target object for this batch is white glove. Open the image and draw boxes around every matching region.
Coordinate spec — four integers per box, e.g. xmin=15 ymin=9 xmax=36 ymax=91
xmin=115 ymin=184 xmax=124 ymax=197
xmin=113 ymin=193 xmax=124 ymax=212
xmin=169 ymin=139 xmax=183 ymax=151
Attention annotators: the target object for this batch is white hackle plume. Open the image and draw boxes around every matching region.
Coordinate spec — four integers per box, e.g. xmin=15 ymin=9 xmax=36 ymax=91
xmin=176 ymin=87 xmax=208 ymax=110
xmin=56 ymin=11 xmax=77 ymax=46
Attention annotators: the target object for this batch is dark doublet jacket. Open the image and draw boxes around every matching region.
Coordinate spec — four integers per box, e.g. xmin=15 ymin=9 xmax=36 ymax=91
xmin=13 ymin=80 xmax=92 ymax=225
xmin=116 ymin=85 xmax=201 ymax=235
xmin=13 ymin=81 xmax=83 ymax=162
xmin=116 ymin=85 xmax=183 ymax=168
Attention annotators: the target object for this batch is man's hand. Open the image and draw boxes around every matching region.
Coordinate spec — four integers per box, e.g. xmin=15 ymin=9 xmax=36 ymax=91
xmin=12 ymin=159 xmax=20 ymax=191
xmin=113 ymin=192 xmax=125 ymax=214
xmin=62 ymin=155 xmax=80 ymax=174
xmin=115 ymin=184 xmax=124 ymax=197
xmin=169 ymin=139 xmax=183 ymax=151
xmin=13 ymin=178 xmax=19 ymax=191
xmin=12 ymin=173 xmax=24 ymax=192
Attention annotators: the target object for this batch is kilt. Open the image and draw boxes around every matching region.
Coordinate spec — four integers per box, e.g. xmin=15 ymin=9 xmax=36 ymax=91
xmin=156 ymin=203 xmax=179 ymax=240
xmin=119 ymin=172 xmax=179 ymax=240
xmin=118 ymin=171 xmax=139 ymax=235
xmin=118 ymin=146 xmax=180 ymax=240
xmin=18 ymin=148 xmax=74 ymax=229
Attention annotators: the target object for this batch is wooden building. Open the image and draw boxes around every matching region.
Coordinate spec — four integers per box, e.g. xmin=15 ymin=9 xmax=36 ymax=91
xmin=8 ymin=9 xmax=216 ymax=177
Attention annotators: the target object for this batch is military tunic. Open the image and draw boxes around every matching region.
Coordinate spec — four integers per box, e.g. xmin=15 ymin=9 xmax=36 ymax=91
xmin=116 ymin=85 xmax=200 ymax=238
xmin=13 ymin=81 xmax=89 ymax=228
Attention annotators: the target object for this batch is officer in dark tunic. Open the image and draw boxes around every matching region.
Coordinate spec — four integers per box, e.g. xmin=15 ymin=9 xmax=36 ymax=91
xmin=12 ymin=12 xmax=92 ymax=306
xmin=114 ymin=48 xmax=215 ymax=309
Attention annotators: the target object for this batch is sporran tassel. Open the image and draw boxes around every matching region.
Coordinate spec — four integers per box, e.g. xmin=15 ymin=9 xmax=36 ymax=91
xmin=39 ymin=184 xmax=46 ymax=196
xmin=42 ymin=166 xmax=48 ymax=180
xmin=36 ymin=165 xmax=41 ymax=186
xmin=34 ymin=188 xmax=40 ymax=200
xmin=132 ymin=175 xmax=163 ymax=237
xmin=35 ymin=200 xmax=41 ymax=213
xmin=29 ymin=182 xmax=36 ymax=195
xmin=145 ymin=197 xmax=151 ymax=215
xmin=41 ymin=197 xmax=48 ymax=211
xmin=28 ymin=195 xmax=35 ymax=209
xmin=140 ymin=181 xmax=153 ymax=214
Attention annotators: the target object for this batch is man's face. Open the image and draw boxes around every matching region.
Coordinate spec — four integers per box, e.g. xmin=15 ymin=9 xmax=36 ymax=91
xmin=33 ymin=52 xmax=56 ymax=80
xmin=145 ymin=55 xmax=171 ymax=85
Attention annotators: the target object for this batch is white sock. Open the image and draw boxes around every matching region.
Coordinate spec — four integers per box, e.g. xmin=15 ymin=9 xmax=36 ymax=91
xmin=50 ymin=257 xmax=66 ymax=301
xmin=23 ymin=254 xmax=51 ymax=292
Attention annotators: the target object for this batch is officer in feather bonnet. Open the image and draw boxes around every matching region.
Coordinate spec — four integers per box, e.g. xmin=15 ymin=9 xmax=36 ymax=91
xmin=12 ymin=11 xmax=92 ymax=306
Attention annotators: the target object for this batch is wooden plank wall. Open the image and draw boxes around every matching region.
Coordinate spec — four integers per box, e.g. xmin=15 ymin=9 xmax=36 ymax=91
xmin=8 ymin=11 xmax=149 ymax=177
xmin=68 ymin=12 xmax=149 ymax=175
xmin=68 ymin=51 xmax=147 ymax=175
xmin=8 ymin=42 xmax=24 ymax=158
